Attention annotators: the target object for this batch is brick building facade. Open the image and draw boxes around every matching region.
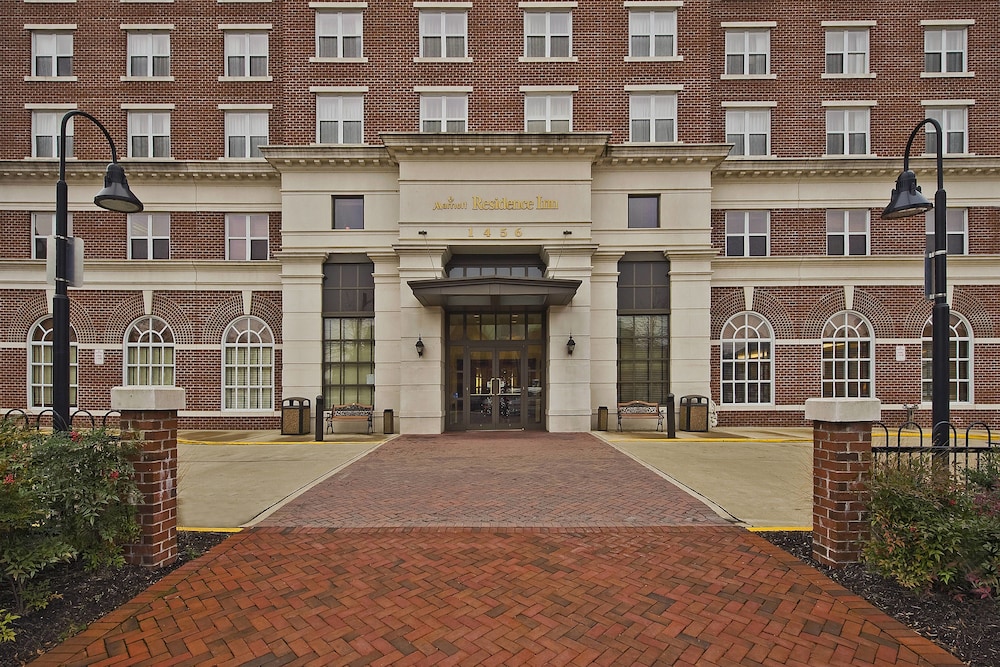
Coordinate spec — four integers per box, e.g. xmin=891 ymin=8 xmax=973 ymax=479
xmin=1 ymin=0 xmax=997 ymax=432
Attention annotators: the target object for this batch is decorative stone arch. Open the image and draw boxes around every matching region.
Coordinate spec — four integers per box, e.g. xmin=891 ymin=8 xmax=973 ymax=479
xmin=710 ymin=287 xmax=745 ymax=339
xmin=151 ymin=294 xmax=197 ymax=346
xmin=951 ymin=288 xmax=996 ymax=338
xmin=202 ymin=294 xmax=246 ymax=346
xmin=901 ymin=298 xmax=934 ymax=338
xmin=802 ymin=291 xmax=847 ymax=340
xmin=102 ymin=295 xmax=146 ymax=346
xmin=803 ymin=289 xmax=893 ymax=340
xmin=250 ymin=293 xmax=283 ymax=344
xmin=752 ymin=290 xmax=794 ymax=339
xmin=850 ymin=290 xmax=895 ymax=339
xmin=4 ymin=294 xmax=49 ymax=343
xmin=68 ymin=300 xmax=98 ymax=345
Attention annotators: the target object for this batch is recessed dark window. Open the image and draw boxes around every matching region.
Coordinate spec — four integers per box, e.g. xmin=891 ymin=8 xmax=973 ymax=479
xmin=333 ymin=196 xmax=364 ymax=230
xmin=628 ymin=195 xmax=659 ymax=229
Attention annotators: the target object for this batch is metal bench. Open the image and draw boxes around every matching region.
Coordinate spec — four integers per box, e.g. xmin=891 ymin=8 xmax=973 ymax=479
xmin=326 ymin=403 xmax=374 ymax=434
xmin=616 ymin=400 xmax=664 ymax=432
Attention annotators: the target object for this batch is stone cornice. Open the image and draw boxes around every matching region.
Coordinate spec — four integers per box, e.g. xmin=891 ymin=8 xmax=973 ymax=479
xmin=381 ymin=132 xmax=611 ymax=161
xmin=260 ymin=145 xmax=394 ymax=170
xmin=596 ymin=144 xmax=733 ymax=169
xmin=713 ymin=155 xmax=1000 ymax=179
xmin=0 ymin=160 xmax=279 ymax=182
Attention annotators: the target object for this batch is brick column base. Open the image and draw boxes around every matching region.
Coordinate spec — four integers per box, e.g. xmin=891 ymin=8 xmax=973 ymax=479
xmin=805 ymin=398 xmax=880 ymax=568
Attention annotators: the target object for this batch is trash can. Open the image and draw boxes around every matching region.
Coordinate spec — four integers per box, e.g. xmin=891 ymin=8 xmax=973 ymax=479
xmin=281 ymin=397 xmax=311 ymax=435
xmin=679 ymin=395 xmax=709 ymax=432
xmin=383 ymin=408 xmax=394 ymax=434
xmin=597 ymin=406 xmax=609 ymax=431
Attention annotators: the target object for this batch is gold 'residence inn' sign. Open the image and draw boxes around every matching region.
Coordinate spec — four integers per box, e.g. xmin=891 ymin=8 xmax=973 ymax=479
xmin=432 ymin=195 xmax=559 ymax=211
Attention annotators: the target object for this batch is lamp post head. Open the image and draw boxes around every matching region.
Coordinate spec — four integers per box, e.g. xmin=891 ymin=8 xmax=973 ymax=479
xmin=882 ymin=169 xmax=932 ymax=220
xmin=94 ymin=163 xmax=143 ymax=213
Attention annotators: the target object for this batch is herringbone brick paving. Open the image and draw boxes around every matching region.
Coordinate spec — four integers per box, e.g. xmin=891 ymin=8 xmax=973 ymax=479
xmin=35 ymin=433 xmax=964 ymax=666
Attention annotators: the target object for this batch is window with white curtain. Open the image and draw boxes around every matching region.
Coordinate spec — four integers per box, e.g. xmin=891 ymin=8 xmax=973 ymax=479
xmin=725 ymin=211 xmax=769 ymax=257
xmin=127 ymin=32 xmax=170 ymax=77
xmin=129 ymin=213 xmax=170 ymax=259
xmin=922 ymin=313 xmax=972 ymax=403
xmin=629 ymin=94 xmax=676 ymax=143
xmin=525 ymin=95 xmax=572 ymax=132
xmin=822 ymin=311 xmax=873 ymax=398
xmin=317 ymin=96 xmax=363 ymax=144
xmin=32 ymin=111 xmax=72 ymax=158
xmin=222 ymin=316 xmax=274 ymax=411
xmin=925 ymin=208 xmax=967 ymax=256
xmin=524 ymin=11 xmax=571 ymax=58
xmin=826 ymin=209 xmax=869 ymax=256
xmin=924 ymin=106 xmax=968 ymax=155
xmin=420 ymin=11 xmax=467 ymax=58
xmin=825 ymin=29 xmax=869 ymax=75
xmin=32 ymin=212 xmax=72 ymax=260
xmin=629 ymin=10 xmax=676 ymax=58
xmin=32 ymin=32 xmax=73 ymax=77
xmin=128 ymin=111 xmax=171 ymax=158
xmin=316 ymin=11 xmax=363 ymax=58
xmin=725 ymin=30 xmax=769 ymax=75
xmin=30 ymin=317 xmax=77 ymax=409
xmin=225 ymin=32 xmax=268 ymax=77
xmin=420 ymin=95 xmax=468 ymax=132
xmin=226 ymin=213 xmax=269 ymax=260
xmin=924 ymin=27 xmax=966 ymax=73
xmin=225 ymin=111 xmax=268 ymax=158
xmin=721 ymin=312 xmax=773 ymax=404
xmin=125 ymin=316 xmax=175 ymax=386
xmin=725 ymin=108 xmax=770 ymax=156
xmin=825 ymin=107 xmax=869 ymax=155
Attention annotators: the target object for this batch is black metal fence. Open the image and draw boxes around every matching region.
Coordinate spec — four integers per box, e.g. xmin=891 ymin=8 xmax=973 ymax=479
xmin=872 ymin=419 xmax=998 ymax=485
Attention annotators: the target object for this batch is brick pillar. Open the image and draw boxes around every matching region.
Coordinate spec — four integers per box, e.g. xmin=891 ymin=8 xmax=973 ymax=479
xmin=111 ymin=387 xmax=186 ymax=568
xmin=804 ymin=398 xmax=880 ymax=568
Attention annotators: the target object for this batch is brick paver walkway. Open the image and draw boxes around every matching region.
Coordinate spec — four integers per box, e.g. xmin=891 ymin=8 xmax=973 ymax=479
xmin=36 ymin=433 xmax=963 ymax=666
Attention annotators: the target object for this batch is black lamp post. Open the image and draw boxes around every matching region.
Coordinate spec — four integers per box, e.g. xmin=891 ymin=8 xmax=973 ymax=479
xmin=882 ymin=118 xmax=949 ymax=455
xmin=52 ymin=111 xmax=143 ymax=430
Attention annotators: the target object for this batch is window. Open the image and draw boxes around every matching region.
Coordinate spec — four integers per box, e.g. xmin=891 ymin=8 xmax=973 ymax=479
xmin=333 ymin=196 xmax=364 ymax=230
xmin=32 ymin=111 xmax=72 ymax=158
xmin=524 ymin=11 xmax=571 ymax=58
xmin=317 ymin=95 xmax=363 ymax=144
xmin=127 ymin=32 xmax=170 ymax=77
xmin=420 ymin=95 xmax=467 ymax=133
xmin=316 ymin=11 xmax=363 ymax=58
xmin=225 ymin=111 xmax=268 ymax=158
xmin=922 ymin=313 xmax=971 ymax=403
xmin=627 ymin=195 xmax=659 ymax=229
xmin=128 ymin=111 xmax=170 ymax=158
xmin=629 ymin=10 xmax=676 ymax=58
xmin=826 ymin=107 xmax=869 ymax=155
xmin=725 ymin=107 xmax=770 ymax=156
xmin=617 ymin=257 xmax=671 ymax=404
xmin=225 ymin=32 xmax=268 ymax=77
xmin=525 ymin=95 xmax=572 ymax=132
xmin=822 ymin=311 xmax=873 ymax=398
xmin=226 ymin=213 xmax=269 ymax=260
xmin=629 ymin=94 xmax=676 ymax=143
xmin=725 ymin=211 xmax=769 ymax=257
xmin=825 ymin=29 xmax=869 ymax=75
xmin=32 ymin=212 xmax=72 ymax=260
xmin=925 ymin=208 xmax=967 ymax=255
xmin=29 ymin=317 xmax=77 ymax=409
xmin=924 ymin=106 xmax=968 ymax=155
xmin=32 ymin=32 xmax=73 ymax=77
xmin=124 ymin=316 xmax=175 ymax=386
xmin=721 ymin=312 xmax=773 ymax=404
xmin=725 ymin=29 xmax=769 ymax=75
xmin=222 ymin=316 xmax=274 ymax=411
xmin=924 ymin=27 xmax=966 ymax=73
xmin=420 ymin=11 xmax=467 ymax=58
xmin=827 ymin=210 xmax=869 ymax=256
xmin=129 ymin=213 xmax=170 ymax=259
xmin=322 ymin=260 xmax=375 ymax=407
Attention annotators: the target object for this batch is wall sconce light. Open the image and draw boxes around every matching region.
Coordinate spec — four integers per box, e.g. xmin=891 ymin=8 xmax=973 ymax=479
xmin=415 ymin=336 xmax=425 ymax=357
xmin=566 ymin=335 xmax=576 ymax=355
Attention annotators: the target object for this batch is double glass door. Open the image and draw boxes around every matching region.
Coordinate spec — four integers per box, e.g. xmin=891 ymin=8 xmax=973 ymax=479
xmin=448 ymin=343 xmax=544 ymax=430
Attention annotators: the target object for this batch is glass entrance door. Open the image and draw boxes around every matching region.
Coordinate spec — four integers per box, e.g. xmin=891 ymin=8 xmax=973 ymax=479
xmin=468 ymin=348 xmax=522 ymax=429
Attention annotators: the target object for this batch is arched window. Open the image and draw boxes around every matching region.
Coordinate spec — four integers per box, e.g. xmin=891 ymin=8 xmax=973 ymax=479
xmin=222 ymin=316 xmax=274 ymax=410
xmin=922 ymin=313 xmax=972 ymax=403
xmin=124 ymin=316 xmax=175 ymax=386
xmin=29 ymin=317 xmax=77 ymax=409
xmin=822 ymin=311 xmax=873 ymax=398
xmin=721 ymin=312 xmax=773 ymax=404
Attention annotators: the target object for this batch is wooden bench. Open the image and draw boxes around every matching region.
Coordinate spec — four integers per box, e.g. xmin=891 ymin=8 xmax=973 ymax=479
xmin=326 ymin=403 xmax=374 ymax=434
xmin=617 ymin=400 xmax=664 ymax=432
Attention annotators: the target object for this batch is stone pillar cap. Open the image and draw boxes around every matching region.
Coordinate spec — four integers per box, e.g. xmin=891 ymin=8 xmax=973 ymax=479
xmin=804 ymin=397 xmax=881 ymax=423
xmin=111 ymin=387 xmax=186 ymax=412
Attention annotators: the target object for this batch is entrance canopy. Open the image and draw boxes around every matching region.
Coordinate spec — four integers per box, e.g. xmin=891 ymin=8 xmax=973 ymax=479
xmin=408 ymin=276 xmax=581 ymax=309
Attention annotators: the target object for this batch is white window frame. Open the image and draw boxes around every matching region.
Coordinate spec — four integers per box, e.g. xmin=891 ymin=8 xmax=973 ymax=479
xmin=628 ymin=9 xmax=677 ymax=59
xmin=226 ymin=213 xmax=269 ymax=261
xmin=127 ymin=110 xmax=171 ymax=158
xmin=222 ymin=316 xmax=274 ymax=411
xmin=629 ymin=93 xmax=677 ymax=143
xmin=524 ymin=93 xmax=573 ymax=132
xmin=30 ymin=29 xmax=74 ymax=78
xmin=923 ymin=24 xmax=968 ymax=75
xmin=824 ymin=28 xmax=870 ymax=76
xmin=124 ymin=315 xmax=175 ymax=386
xmin=724 ymin=106 xmax=771 ymax=156
xmin=720 ymin=312 xmax=774 ymax=405
xmin=128 ymin=212 xmax=170 ymax=259
xmin=724 ymin=28 xmax=770 ymax=76
xmin=315 ymin=11 xmax=364 ymax=60
xmin=925 ymin=208 xmax=968 ymax=256
xmin=419 ymin=94 xmax=468 ymax=133
xmin=31 ymin=110 xmax=73 ymax=158
xmin=419 ymin=10 xmax=468 ymax=59
xmin=29 ymin=317 xmax=77 ymax=410
xmin=223 ymin=110 xmax=269 ymax=158
xmin=825 ymin=106 xmax=871 ymax=156
xmin=923 ymin=104 xmax=969 ymax=155
xmin=822 ymin=311 xmax=874 ymax=399
xmin=826 ymin=209 xmax=870 ymax=256
xmin=32 ymin=212 xmax=72 ymax=259
xmin=725 ymin=210 xmax=769 ymax=257
xmin=222 ymin=29 xmax=269 ymax=78
xmin=523 ymin=10 xmax=572 ymax=60
xmin=922 ymin=313 xmax=972 ymax=404
xmin=316 ymin=94 xmax=364 ymax=144
xmin=126 ymin=30 xmax=171 ymax=78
